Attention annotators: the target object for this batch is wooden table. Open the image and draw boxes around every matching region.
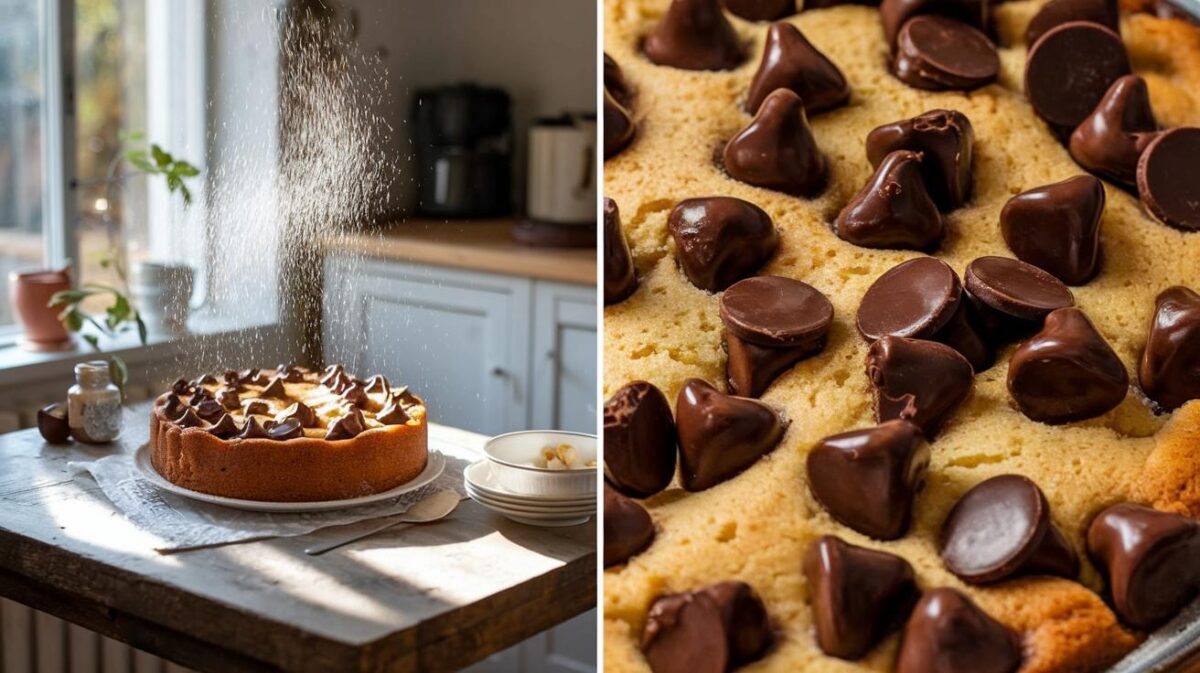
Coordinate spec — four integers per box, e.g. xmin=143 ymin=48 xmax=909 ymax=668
xmin=0 ymin=404 xmax=596 ymax=672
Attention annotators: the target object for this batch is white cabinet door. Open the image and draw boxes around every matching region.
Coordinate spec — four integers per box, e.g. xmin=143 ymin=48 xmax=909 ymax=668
xmin=324 ymin=257 xmax=532 ymax=436
xmin=530 ymin=282 xmax=598 ymax=434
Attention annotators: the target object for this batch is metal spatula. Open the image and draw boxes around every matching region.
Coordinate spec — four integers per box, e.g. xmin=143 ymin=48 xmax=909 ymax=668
xmin=304 ymin=489 xmax=461 ymax=555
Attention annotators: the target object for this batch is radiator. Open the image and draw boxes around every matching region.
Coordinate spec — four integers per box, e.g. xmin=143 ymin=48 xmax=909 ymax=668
xmin=1 ymin=383 xmax=196 ymax=673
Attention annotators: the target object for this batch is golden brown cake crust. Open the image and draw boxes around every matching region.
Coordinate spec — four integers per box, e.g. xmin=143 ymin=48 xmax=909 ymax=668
xmin=603 ymin=1 xmax=1200 ymax=671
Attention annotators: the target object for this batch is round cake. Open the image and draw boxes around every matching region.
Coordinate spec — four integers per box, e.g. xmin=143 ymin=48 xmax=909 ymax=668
xmin=150 ymin=364 xmax=427 ymax=502
xmin=602 ymin=0 xmax=1200 ymax=672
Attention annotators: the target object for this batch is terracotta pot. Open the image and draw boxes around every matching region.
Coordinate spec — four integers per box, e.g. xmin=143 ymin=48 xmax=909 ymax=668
xmin=9 ymin=268 xmax=72 ymax=351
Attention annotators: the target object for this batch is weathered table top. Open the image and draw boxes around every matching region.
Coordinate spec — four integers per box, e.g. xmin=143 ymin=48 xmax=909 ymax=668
xmin=0 ymin=404 xmax=596 ymax=672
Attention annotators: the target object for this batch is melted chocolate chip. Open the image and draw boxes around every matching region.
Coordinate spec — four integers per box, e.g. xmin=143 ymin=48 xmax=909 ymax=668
xmin=724 ymin=0 xmax=795 ymax=19
xmin=1068 ymin=75 xmax=1158 ymax=187
xmin=675 ymin=378 xmax=787 ymax=491
xmin=604 ymin=381 xmax=678 ymax=498
xmin=325 ymin=408 xmax=366 ymax=440
xmin=217 ymin=387 xmax=241 ymax=411
xmin=1137 ymin=127 xmax=1200 ymax=231
xmin=642 ymin=582 xmax=771 ymax=673
xmin=188 ymin=389 xmax=212 ymax=406
xmin=161 ymin=394 xmax=185 ymax=419
xmin=644 ymin=0 xmax=742 ymax=71
xmin=604 ymin=53 xmax=632 ymax=107
xmin=221 ymin=370 xmax=242 ymax=389
xmin=896 ymin=588 xmax=1021 ymax=673
xmin=392 ymin=386 xmax=420 ymax=407
xmin=171 ymin=378 xmax=192 ymax=396
xmin=195 ymin=398 xmax=226 ymax=422
xmin=240 ymin=368 xmax=270 ymax=386
xmin=260 ymin=376 xmax=288 ymax=400
xmin=964 ymin=256 xmax=1075 ymax=337
xmin=807 ymin=420 xmax=929 ymax=540
xmin=193 ymin=373 xmax=218 ymax=387
xmin=940 ymin=474 xmax=1079 ymax=583
xmin=604 ymin=484 xmax=656 ymax=567
xmin=605 ymin=198 xmax=639 ymax=305
xmin=1087 ymin=503 xmax=1200 ymax=628
xmin=266 ymin=417 xmax=303 ymax=440
xmin=238 ymin=416 xmax=270 ymax=439
xmin=364 ymin=374 xmax=390 ymax=396
xmin=278 ymin=401 xmax=316 ymax=428
xmin=605 ymin=89 xmax=637 ymax=159
xmin=880 ymin=0 xmax=989 ymax=49
xmin=857 ymin=257 xmax=963 ymax=341
xmin=1138 ymin=286 xmax=1200 ymax=412
xmin=803 ymin=536 xmax=920 ymax=659
xmin=867 ymin=336 xmax=974 ymax=438
xmin=1008 ymin=307 xmax=1128 ymax=424
xmin=342 ymin=381 xmax=369 ymax=408
xmin=720 ymin=275 xmax=833 ymax=396
xmin=276 ymin=364 xmax=306 ymax=383
xmin=744 ymin=22 xmax=849 ymax=115
xmin=207 ymin=414 xmax=239 ymax=439
xmin=1000 ymin=175 xmax=1105 ymax=285
xmin=242 ymin=399 xmax=270 ymax=416
xmin=724 ymin=89 xmax=827 ymax=197
xmin=803 ymin=0 xmax=880 ymax=7
xmin=892 ymin=16 xmax=998 ymax=91
xmin=1025 ymin=21 xmax=1130 ymax=130
xmin=667 ymin=197 xmax=778 ymax=292
xmin=865 ymin=109 xmax=975 ymax=211
xmin=376 ymin=399 xmax=411 ymax=425
xmin=173 ymin=407 xmax=204 ymax=429
xmin=319 ymin=364 xmax=345 ymax=387
xmin=836 ymin=150 xmax=944 ymax=250
xmin=1026 ymin=0 xmax=1118 ymax=46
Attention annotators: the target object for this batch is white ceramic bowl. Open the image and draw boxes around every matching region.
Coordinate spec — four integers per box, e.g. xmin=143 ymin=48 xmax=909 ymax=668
xmin=483 ymin=430 xmax=597 ymax=497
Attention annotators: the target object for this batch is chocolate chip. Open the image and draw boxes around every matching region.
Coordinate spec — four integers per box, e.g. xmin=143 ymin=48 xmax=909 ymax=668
xmin=803 ymin=536 xmax=920 ymax=659
xmin=194 ymin=398 xmax=226 ymax=422
xmin=376 ymin=398 xmax=411 ymax=425
xmin=238 ymin=416 xmax=270 ymax=439
xmin=880 ymin=0 xmax=989 ymax=49
xmin=266 ymin=417 xmax=303 ymax=440
xmin=242 ymin=399 xmax=270 ymax=416
xmin=207 ymin=414 xmax=239 ymax=439
xmin=667 ymin=197 xmax=778 ymax=292
xmin=604 ymin=381 xmax=678 ymax=498
xmin=187 ymin=389 xmax=212 ymax=406
xmin=857 ymin=257 xmax=962 ymax=341
xmin=221 ymin=370 xmax=242 ymax=389
xmin=723 ymin=0 xmax=795 ymax=19
xmin=161 ymin=394 xmax=185 ymax=419
xmin=171 ymin=378 xmax=192 ymax=396
xmin=720 ymin=275 xmax=833 ymax=396
xmin=1000 ymin=175 xmax=1105 ymax=285
xmin=724 ymin=89 xmax=828 ymax=197
xmin=643 ymin=0 xmax=742 ymax=71
xmin=325 ymin=408 xmax=366 ymax=440
xmin=964 ymin=256 xmax=1074 ymax=337
xmin=342 ymin=381 xmax=369 ymax=408
xmin=1068 ymin=75 xmax=1158 ymax=187
xmin=217 ymin=387 xmax=241 ymax=411
xmin=174 ymin=408 xmax=204 ymax=429
xmin=278 ymin=401 xmax=316 ymax=428
xmin=1087 ymin=503 xmax=1200 ymax=629
xmin=1138 ymin=286 xmax=1200 ymax=412
xmin=892 ymin=16 xmax=998 ymax=91
xmin=319 ymin=364 xmax=345 ymax=387
xmin=604 ymin=53 xmax=633 ymax=107
xmin=605 ymin=198 xmax=639 ymax=305
xmin=835 ymin=150 xmax=944 ymax=250
xmin=675 ymin=378 xmax=787 ymax=491
xmin=803 ymin=0 xmax=880 ymax=7
xmin=240 ymin=368 xmax=269 ymax=386
xmin=896 ymin=588 xmax=1021 ymax=673
xmin=1136 ymin=127 xmax=1200 ymax=231
xmin=1025 ymin=21 xmax=1130 ymax=130
xmin=1007 ymin=307 xmax=1128 ymax=424
xmin=363 ymin=374 xmax=390 ymax=396
xmin=605 ymin=89 xmax=637 ymax=159
xmin=866 ymin=109 xmax=975 ymax=211
xmin=604 ymin=484 xmax=656 ymax=567
xmin=642 ymin=582 xmax=771 ymax=673
xmin=744 ymin=22 xmax=849 ymax=115
xmin=392 ymin=385 xmax=420 ymax=407
xmin=807 ymin=420 xmax=929 ymax=540
xmin=940 ymin=474 xmax=1079 ymax=583
xmin=193 ymin=373 xmax=218 ymax=386
xmin=1026 ymin=0 xmax=1118 ymax=46
xmin=867 ymin=336 xmax=974 ymax=438
xmin=260 ymin=376 xmax=288 ymax=400
xmin=276 ymin=364 xmax=306 ymax=383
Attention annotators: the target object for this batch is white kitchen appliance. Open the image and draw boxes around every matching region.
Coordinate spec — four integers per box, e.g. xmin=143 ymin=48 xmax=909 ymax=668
xmin=514 ymin=113 xmax=597 ymax=247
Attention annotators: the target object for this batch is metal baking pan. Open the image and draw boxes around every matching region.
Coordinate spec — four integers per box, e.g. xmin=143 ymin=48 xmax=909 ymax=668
xmin=1109 ymin=598 xmax=1200 ymax=672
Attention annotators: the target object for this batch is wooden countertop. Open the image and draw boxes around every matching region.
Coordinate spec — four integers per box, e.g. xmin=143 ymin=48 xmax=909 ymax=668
xmin=327 ymin=219 xmax=597 ymax=286
xmin=0 ymin=405 xmax=595 ymax=672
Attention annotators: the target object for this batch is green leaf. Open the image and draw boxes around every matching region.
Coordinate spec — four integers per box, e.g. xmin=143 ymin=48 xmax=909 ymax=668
xmin=107 ymin=293 xmax=131 ymax=322
xmin=151 ymin=143 xmax=171 ymax=168
xmin=166 ymin=173 xmax=182 ymax=193
xmin=127 ymin=155 xmax=157 ymax=174
xmin=119 ymin=130 xmax=144 ymax=141
xmin=48 ymin=289 xmax=94 ymax=307
xmin=135 ymin=315 xmax=148 ymax=345
xmin=109 ymin=356 xmax=129 ymax=391
xmin=174 ymin=161 xmax=199 ymax=177
xmin=99 ymin=257 xmax=111 ymax=269
xmin=82 ymin=334 xmax=100 ymax=351
xmin=179 ymin=183 xmax=192 ymax=206
xmin=62 ymin=309 xmax=83 ymax=332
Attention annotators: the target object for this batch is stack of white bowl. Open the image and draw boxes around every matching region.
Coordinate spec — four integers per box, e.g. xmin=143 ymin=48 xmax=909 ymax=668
xmin=465 ymin=430 xmax=597 ymax=527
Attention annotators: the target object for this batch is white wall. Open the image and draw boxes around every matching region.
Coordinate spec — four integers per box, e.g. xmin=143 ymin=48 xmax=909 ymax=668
xmin=340 ymin=0 xmax=597 ymax=215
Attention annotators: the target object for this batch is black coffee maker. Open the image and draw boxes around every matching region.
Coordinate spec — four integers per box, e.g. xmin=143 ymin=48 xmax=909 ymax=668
xmin=413 ymin=84 xmax=512 ymax=218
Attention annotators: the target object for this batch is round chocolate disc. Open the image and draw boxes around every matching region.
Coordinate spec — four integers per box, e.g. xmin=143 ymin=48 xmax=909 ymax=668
xmin=856 ymin=257 xmax=962 ymax=341
xmin=1025 ymin=21 xmax=1131 ymax=129
xmin=965 ymin=256 xmax=1075 ymax=321
xmin=940 ymin=474 xmax=1049 ymax=583
xmin=719 ymin=275 xmax=834 ymax=346
xmin=893 ymin=15 xmax=999 ymax=91
xmin=1137 ymin=127 xmax=1200 ymax=231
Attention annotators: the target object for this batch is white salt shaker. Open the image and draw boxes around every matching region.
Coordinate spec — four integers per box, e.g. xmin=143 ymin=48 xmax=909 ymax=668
xmin=67 ymin=361 xmax=123 ymax=443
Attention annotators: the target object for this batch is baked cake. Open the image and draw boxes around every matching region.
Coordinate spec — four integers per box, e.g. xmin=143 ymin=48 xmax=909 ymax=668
xmin=602 ymin=0 xmax=1200 ymax=671
xmin=150 ymin=365 xmax=427 ymax=502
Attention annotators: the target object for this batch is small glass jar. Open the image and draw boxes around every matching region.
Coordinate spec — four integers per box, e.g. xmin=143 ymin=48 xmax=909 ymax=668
xmin=67 ymin=360 xmax=123 ymax=443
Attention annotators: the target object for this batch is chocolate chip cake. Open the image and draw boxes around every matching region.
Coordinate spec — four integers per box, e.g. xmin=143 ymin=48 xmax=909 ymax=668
xmin=150 ymin=365 xmax=427 ymax=502
xmin=602 ymin=0 xmax=1200 ymax=670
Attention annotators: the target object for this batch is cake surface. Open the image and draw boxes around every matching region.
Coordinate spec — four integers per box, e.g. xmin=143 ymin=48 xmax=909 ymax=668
xmin=603 ymin=1 xmax=1200 ymax=671
xmin=150 ymin=365 xmax=427 ymax=502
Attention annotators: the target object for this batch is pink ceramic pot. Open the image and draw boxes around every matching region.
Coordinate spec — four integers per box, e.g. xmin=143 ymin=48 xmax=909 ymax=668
xmin=9 ymin=268 xmax=72 ymax=351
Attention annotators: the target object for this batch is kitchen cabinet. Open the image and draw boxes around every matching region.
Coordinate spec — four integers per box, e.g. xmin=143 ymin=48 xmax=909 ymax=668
xmin=323 ymin=255 xmax=597 ymax=436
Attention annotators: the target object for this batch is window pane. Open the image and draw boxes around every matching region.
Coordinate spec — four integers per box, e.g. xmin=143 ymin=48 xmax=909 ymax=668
xmin=0 ymin=0 xmax=46 ymax=328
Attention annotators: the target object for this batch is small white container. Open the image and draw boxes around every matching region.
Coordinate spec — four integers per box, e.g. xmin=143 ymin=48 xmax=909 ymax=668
xmin=483 ymin=430 xmax=597 ymax=497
